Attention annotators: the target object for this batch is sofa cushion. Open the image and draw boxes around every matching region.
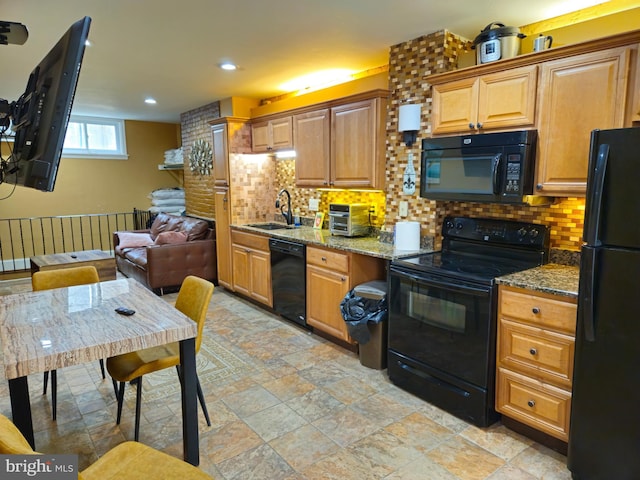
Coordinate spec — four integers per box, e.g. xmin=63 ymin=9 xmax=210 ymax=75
xmin=154 ymin=231 xmax=188 ymax=245
xmin=117 ymin=232 xmax=154 ymax=249
xmin=123 ymin=248 xmax=148 ymax=268
xmin=149 ymin=213 xmax=209 ymax=242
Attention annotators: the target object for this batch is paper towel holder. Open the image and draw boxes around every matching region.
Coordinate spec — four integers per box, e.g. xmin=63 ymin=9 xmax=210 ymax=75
xmin=398 ymin=103 xmax=421 ymax=147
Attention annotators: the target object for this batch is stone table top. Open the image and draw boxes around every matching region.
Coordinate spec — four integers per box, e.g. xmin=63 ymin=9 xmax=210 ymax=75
xmin=496 ymin=263 xmax=580 ymax=299
xmin=0 ymin=278 xmax=197 ymax=380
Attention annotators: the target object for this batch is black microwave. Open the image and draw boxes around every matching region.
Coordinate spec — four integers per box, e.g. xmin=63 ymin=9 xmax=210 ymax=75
xmin=420 ymin=130 xmax=538 ymax=204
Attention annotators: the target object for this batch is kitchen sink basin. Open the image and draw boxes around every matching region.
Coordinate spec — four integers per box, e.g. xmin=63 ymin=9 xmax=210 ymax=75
xmin=246 ymin=222 xmax=292 ymax=230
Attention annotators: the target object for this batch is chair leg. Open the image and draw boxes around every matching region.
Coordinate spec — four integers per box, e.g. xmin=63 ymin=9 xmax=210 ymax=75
xmin=51 ymin=370 xmax=57 ymax=421
xmin=115 ymin=381 xmax=125 ymax=425
xmin=43 ymin=371 xmax=49 ymax=395
xmin=176 ymin=366 xmax=210 ymax=427
xmin=111 ymin=378 xmax=119 ymax=399
xmin=99 ymin=359 xmax=106 ymax=379
xmin=196 ymin=376 xmax=211 ymax=427
xmin=133 ymin=377 xmax=142 ymax=442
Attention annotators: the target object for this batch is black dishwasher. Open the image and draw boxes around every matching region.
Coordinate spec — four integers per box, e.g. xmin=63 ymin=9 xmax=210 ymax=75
xmin=270 ymin=238 xmax=307 ymax=327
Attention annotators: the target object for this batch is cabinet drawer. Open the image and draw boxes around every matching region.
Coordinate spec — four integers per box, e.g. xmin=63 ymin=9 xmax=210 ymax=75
xmin=500 ymin=287 xmax=577 ymax=334
xmin=496 ymin=367 xmax=571 ymax=442
xmin=307 ymin=246 xmax=349 ymax=273
xmin=230 ymin=230 xmax=269 ymax=251
xmin=498 ymin=318 xmax=574 ymax=387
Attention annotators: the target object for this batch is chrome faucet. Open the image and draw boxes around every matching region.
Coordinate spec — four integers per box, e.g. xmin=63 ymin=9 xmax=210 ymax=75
xmin=275 ymin=188 xmax=293 ymax=225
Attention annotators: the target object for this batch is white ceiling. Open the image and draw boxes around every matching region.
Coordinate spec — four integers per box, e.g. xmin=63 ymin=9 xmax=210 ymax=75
xmin=0 ymin=0 xmax=604 ymax=123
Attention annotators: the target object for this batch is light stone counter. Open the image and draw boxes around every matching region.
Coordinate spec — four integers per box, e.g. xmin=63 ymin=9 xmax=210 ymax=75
xmin=232 ymin=224 xmax=434 ymax=260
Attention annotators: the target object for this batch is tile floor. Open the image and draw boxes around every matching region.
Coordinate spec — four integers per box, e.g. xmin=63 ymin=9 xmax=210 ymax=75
xmin=0 ymin=278 xmax=572 ymax=479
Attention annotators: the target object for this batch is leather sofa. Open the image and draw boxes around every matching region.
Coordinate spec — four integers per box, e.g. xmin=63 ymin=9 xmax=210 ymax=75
xmin=114 ymin=213 xmax=217 ymax=294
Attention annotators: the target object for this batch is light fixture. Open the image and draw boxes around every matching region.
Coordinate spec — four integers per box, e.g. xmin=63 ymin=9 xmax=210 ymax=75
xmin=398 ymin=103 xmax=421 ymax=147
xmin=398 ymin=103 xmax=421 ymax=196
xmin=219 ymin=62 xmax=237 ymax=71
xmin=275 ymin=150 xmax=296 ymax=159
xmin=144 ymin=97 xmax=157 ymax=105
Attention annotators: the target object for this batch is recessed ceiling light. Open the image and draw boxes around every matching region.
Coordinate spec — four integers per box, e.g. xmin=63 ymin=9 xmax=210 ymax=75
xmin=144 ymin=97 xmax=157 ymax=105
xmin=219 ymin=62 xmax=237 ymax=71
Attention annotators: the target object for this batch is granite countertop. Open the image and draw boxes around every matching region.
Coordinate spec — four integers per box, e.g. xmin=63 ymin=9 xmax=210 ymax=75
xmin=496 ymin=263 xmax=580 ymax=299
xmin=231 ymin=224 xmax=433 ymax=260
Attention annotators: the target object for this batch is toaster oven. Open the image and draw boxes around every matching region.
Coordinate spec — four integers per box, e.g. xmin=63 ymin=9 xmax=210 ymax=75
xmin=329 ymin=203 xmax=370 ymax=237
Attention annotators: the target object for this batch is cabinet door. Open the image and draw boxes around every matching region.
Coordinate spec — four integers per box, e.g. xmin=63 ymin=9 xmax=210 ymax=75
xmin=212 ymin=123 xmax=229 ymax=186
xmin=306 ymin=264 xmax=352 ymax=343
xmin=331 ymin=99 xmax=383 ymax=188
xmin=431 ymin=78 xmax=479 ymax=134
xmin=535 ymin=47 xmax=631 ymax=196
xmin=250 ymin=250 xmax=272 ymax=306
xmin=270 ymin=116 xmax=293 ymax=150
xmin=251 ymin=121 xmax=270 ymax=152
xmin=294 ymin=109 xmax=330 ymax=187
xmin=231 ymin=245 xmax=251 ymax=297
xmin=214 ymin=188 xmax=233 ymax=290
xmin=477 ymin=65 xmax=537 ymax=130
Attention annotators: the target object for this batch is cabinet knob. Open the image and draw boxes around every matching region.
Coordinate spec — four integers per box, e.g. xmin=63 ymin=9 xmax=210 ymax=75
xmin=341 ymin=276 xmax=346 ymax=282
xmin=468 ymin=123 xmax=475 ymax=129
xmin=476 ymin=122 xmax=483 ymax=129
xmin=529 ymin=348 xmax=538 ymax=356
xmin=527 ymin=400 xmax=536 ymax=408
xmin=536 ymin=184 xmax=543 ymax=190
xmin=321 ymin=256 xmax=327 ymax=262
xmin=532 ymin=307 xmax=540 ymax=314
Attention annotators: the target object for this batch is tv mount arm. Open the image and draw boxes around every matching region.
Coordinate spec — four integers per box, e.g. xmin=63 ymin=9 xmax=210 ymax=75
xmin=0 ymin=21 xmax=28 ymax=46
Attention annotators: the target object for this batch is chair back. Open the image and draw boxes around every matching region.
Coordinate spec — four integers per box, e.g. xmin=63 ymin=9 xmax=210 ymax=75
xmin=0 ymin=414 xmax=37 ymax=454
xmin=32 ymin=266 xmax=100 ymax=291
xmin=174 ymin=275 xmax=214 ymax=353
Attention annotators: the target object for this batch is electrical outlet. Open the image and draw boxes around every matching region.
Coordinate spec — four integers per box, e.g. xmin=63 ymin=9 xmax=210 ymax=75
xmin=399 ymin=201 xmax=409 ymax=217
xmin=309 ymin=198 xmax=320 ymax=211
xmin=369 ymin=204 xmax=376 ymax=215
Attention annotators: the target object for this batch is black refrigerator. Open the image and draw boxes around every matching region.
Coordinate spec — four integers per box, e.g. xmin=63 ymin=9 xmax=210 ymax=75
xmin=568 ymin=127 xmax=640 ymax=480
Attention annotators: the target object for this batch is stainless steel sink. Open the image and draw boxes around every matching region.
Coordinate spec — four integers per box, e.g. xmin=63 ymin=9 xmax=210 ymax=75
xmin=246 ymin=222 xmax=291 ymax=230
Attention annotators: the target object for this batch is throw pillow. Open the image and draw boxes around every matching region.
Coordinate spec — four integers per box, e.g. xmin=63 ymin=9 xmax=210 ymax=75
xmin=154 ymin=231 xmax=188 ymax=245
xmin=117 ymin=232 xmax=153 ymax=249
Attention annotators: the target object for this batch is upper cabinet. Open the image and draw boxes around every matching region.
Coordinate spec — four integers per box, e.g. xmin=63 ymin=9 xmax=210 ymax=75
xmin=431 ymin=65 xmax=537 ymax=135
xmin=294 ymin=109 xmax=331 ymax=186
xmin=292 ymin=91 xmax=387 ymax=189
xmin=211 ymin=123 xmax=229 ymax=186
xmin=251 ymin=116 xmax=293 ymax=153
xmin=427 ymin=31 xmax=640 ymax=197
xmin=535 ymin=46 xmax=633 ymax=196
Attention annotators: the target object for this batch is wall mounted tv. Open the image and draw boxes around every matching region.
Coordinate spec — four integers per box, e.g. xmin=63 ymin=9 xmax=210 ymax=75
xmin=0 ymin=16 xmax=91 ymax=192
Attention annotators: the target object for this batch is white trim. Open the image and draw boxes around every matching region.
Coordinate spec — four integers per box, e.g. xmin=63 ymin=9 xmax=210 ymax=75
xmin=63 ymin=115 xmax=128 ymax=159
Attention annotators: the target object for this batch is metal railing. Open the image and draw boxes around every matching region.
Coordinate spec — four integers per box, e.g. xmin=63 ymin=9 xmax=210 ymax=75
xmin=0 ymin=209 xmax=153 ymax=273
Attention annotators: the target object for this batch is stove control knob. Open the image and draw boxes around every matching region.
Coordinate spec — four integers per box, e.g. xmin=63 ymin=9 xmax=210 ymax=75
xmin=456 ymin=222 xmax=463 ymax=230
xmin=529 ymin=229 xmax=539 ymax=238
xmin=445 ymin=220 xmax=454 ymax=229
xmin=518 ymin=228 xmax=527 ymax=237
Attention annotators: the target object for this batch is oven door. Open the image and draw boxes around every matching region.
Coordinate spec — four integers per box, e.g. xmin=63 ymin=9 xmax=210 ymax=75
xmin=388 ymin=264 xmax=495 ymax=388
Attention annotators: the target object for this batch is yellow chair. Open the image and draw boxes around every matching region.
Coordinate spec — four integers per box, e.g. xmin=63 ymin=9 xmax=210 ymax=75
xmin=31 ymin=265 xmax=103 ymax=420
xmin=0 ymin=414 xmax=213 ymax=479
xmin=107 ymin=275 xmax=214 ymax=441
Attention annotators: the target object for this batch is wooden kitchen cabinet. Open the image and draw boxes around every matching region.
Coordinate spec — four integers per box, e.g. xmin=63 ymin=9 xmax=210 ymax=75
xmin=231 ymin=230 xmax=272 ymax=307
xmin=211 ymin=123 xmax=229 ymax=186
xmin=214 ymin=188 xmax=233 ymax=290
xmin=496 ymin=285 xmax=577 ymax=442
xmin=431 ymin=65 xmax=537 ymax=135
xmin=306 ymin=246 xmax=385 ymax=344
xmin=251 ymin=116 xmax=293 ymax=152
xmin=294 ymin=108 xmax=331 ymax=186
xmin=535 ymin=46 xmax=633 ymax=196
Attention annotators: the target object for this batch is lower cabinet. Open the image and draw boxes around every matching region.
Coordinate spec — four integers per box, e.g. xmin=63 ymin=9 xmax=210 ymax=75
xmin=231 ymin=230 xmax=272 ymax=307
xmin=306 ymin=245 xmax=385 ymax=344
xmin=496 ymin=285 xmax=577 ymax=442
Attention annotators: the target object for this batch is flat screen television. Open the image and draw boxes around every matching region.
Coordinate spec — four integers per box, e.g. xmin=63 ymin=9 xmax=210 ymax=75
xmin=1 ymin=16 xmax=91 ymax=192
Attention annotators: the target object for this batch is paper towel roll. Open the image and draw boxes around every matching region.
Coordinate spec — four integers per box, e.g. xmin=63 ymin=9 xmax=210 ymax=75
xmin=395 ymin=221 xmax=420 ymax=250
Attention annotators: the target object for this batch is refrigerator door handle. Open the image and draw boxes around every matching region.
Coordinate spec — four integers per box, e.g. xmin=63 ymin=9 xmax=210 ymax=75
xmin=579 ymin=247 xmax=597 ymax=342
xmin=584 ymin=143 xmax=609 ymax=246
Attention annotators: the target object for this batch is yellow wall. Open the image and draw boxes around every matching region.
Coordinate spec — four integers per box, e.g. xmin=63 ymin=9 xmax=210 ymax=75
xmin=0 ymin=120 xmax=181 ymax=218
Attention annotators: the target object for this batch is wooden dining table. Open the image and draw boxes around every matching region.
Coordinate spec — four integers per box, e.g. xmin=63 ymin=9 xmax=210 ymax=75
xmin=0 ymin=278 xmax=201 ymax=465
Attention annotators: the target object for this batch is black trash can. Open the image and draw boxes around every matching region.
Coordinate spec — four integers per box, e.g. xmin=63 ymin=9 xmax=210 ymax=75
xmin=340 ymin=280 xmax=388 ymax=369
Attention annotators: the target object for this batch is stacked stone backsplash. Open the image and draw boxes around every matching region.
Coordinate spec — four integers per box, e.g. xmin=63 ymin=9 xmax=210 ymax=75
xmin=384 ymin=29 xmax=585 ymax=263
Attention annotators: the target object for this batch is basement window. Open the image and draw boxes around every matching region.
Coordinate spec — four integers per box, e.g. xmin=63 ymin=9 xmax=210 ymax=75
xmin=62 ymin=116 xmax=128 ymax=159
